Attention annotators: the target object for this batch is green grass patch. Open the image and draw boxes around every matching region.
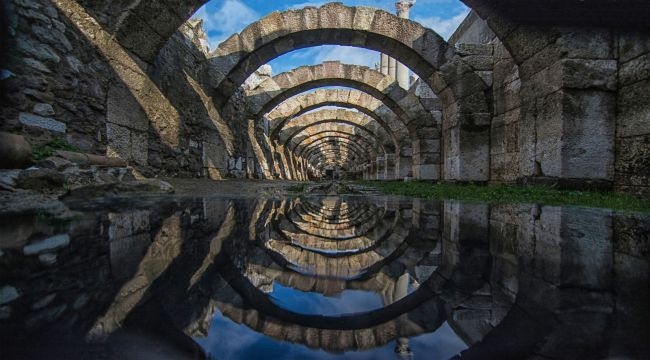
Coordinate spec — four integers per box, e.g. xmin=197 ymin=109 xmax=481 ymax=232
xmin=355 ymin=180 xmax=650 ymax=213
xmin=287 ymin=184 xmax=307 ymax=193
xmin=32 ymin=139 xmax=80 ymax=160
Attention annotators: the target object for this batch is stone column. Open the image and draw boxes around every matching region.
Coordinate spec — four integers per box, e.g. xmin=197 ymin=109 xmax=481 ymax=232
xmin=385 ymin=153 xmax=396 ymax=180
xmin=380 ymin=53 xmax=389 ymax=75
xmin=413 ymin=128 xmax=441 ymax=180
xmin=398 ymin=154 xmax=413 ymax=179
xmin=395 ymin=0 xmax=415 ymax=89
xmin=376 ymin=155 xmax=386 ymax=180
xmin=388 ymin=57 xmax=397 ymax=78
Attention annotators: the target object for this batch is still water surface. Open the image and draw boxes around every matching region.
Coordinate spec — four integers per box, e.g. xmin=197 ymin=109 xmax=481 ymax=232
xmin=1 ymin=195 xmax=648 ymax=359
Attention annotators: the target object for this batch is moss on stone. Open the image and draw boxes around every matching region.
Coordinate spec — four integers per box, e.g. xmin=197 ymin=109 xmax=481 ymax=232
xmin=32 ymin=139 xmax=80 ymax=160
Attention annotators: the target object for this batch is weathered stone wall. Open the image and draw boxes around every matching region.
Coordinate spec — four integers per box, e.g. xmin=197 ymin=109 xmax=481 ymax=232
xmin=449 ymin=10 xmax=649 ymax=194
xmin=1 ymin=2 xmax=647 ymax=190
xmin=449 ymin=13 xmax=522 ymax=184
xmin=1 ymin=0 xmax=112 ymax=154
xmin=616 ymin=33 xmax=650 ymax=196
xmin=0 ymin=0 xmax=249 ymax=179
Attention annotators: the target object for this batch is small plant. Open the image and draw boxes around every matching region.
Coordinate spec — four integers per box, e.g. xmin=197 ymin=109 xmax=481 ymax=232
xmin=355 ymin=180 xmax=650 ymax=214
xmin=32 ymin=139 xmax=80 ymax=160
xmin=287 ymin=184 xmax=306 ymax=193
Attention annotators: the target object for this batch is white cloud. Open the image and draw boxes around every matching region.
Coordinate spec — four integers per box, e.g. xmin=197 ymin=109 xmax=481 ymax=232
xmin=313 ymin=46 xmax=378 ymax=68
xmin=192 ymin=0 xmax=259 ymax=49
xmin=287 ymin=1 xmax=327 ymax=10
xmin=413 ymin=7 xmax=470 ymax=40
xmin=270 ymin=45 xmax=379 ymax=75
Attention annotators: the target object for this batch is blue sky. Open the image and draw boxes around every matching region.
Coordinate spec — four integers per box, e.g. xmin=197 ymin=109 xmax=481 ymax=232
xmin=192 ymin=0 xmax=469 ymax=74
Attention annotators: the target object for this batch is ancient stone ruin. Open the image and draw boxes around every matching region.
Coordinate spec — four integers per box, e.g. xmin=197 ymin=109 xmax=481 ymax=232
xmin=0 ymin=0 xmax=647 ymax=195
xmin=0 ymin=2 xmax=649 ymax=358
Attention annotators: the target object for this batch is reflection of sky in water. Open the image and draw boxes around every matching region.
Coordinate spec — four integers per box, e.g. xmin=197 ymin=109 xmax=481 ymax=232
xmin=269 ymin=282 xmax=385 ymax=315
xmin=195 ymin=309 xmax=467 ymax=360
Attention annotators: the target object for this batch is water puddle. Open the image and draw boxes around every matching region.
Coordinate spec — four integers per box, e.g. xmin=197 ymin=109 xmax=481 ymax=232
xmin=0 ymin=194 xmax=648 ymax=359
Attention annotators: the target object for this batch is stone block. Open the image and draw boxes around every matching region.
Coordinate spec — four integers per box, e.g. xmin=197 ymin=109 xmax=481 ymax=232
xmin=457 ymin=128 xmax=490 ymax=181
xmin=618 ymin=31 xmax=650 ymax=63
xmin=107 ymin=84 xmax=149 ymax=132
xmin=106 ymin=123 xmax=146 ymax=165
xmin=130 ymin=130 xmax=148 ymax=166
xmin=452 ymin=71 xmax=489 ymax=99
xmin=491 ymin=122 xmax=519 ymax=155
xmin=454 ymin=43 xmax=493 ymax=56
xmin=556 ymin=29 xmax=614 ymax=59
xmin=492 ymin=107 xmax=521 ymax=128
xmin=32 ymin=103 xmax=55 ymax=117
xmin=554 ymin=59 xmax=617 ymax=91
xmin=493 ymin=79 xmax=521 ymax=115
xmin=520 ymin=66 xmax=560 ymax=101
xmin=615 ymin=135 xmax=650 ymax=189
xmin=560 ymin=90 xmax=615 ymax=179
xmin=518 ymin=45 xmax=563 ymax=81
xmin=518 ymin=102 xmax=539 ymax=177
xmin=23 ymin=234 xmax=70 ymax=255
xmin=504 ymin=26 xmax=558 ymax=63
xmin=413 ymin=164 xmax=439 ymax=180
xmin=617 ymin=80 xmax=650 ymax=138
xmin=462 ymin=55 xmax=494 ymax=71
xmin=619 ymin=53 xmax=650 ymax=86
xmin=15 ymin=35 xmax=60 ymax=64
xmin=106 ymin=123 xmax=132 ymax=161
xmin=203 ymin=141 xmax=228 ymax=171
xmin=493 ymin=58 xmax=519 ymax=89
xmin=413 ymin=139 xmax=440 ymax=154
xmin=19 ymin=112 xmax=66 ymax=133
xmin=535 ymin=92 xmax=564 ymax=177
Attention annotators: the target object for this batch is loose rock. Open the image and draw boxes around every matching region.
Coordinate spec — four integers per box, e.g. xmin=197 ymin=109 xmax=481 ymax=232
xmin=17 ymin=168 xmax=65 ymax=191
xmin=0 ymin=132 xmax=33 ymax=169
xmin=0 ymin=286 xmax=20 ymax=305
xmin=23 ymin=234 xmax=70 ymax=255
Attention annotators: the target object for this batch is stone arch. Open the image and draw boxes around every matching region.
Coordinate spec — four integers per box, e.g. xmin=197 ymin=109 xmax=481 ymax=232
xmin=274 ymin=109 xmax=395 ymax=148
xmin=298 ymin=136 xmax=377 ymax=162
xmin=302 ymin=138 xmax=373 ymax=167
xmin=77 ymin=0 xmax=207 ymax=61
xmin=272 ymin=106 xmax=411 ymax=178
xmin=210 ymin=3 xmax=453 ymax=101
xmin=293 ymin=130 xmax=382 ymax=157
xmin=271 ymin=115 xmax=392 ymax=179
xmin=274 ymin=109 xmax=410 ymax=178
xmin=209 ymin=4 xmax=492 ymax=181
xmin=248 ymin=62 xmax=435 ymax=134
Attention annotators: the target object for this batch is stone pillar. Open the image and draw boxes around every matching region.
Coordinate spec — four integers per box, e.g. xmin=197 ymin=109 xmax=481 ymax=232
xmin=398 ymin=155 xmax=412 ymax=179
xmin=380 ymin=53 xmax=389 ymax=75
xmin=376 ymin=155 xmax=386 ymax=180
xmin=385 ymin=153 xmax=396 ymax=180
xmin=395 ymin=1 xmax=415 ymax=90
xmin=413 ymin=128 xmax=441 ymax=180
xmin=388 ymin=57 xmax=397 ymax=78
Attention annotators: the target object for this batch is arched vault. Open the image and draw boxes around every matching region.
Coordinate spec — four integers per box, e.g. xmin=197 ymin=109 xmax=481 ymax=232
xmin=247 ymin=63 xmax=436 ymax=134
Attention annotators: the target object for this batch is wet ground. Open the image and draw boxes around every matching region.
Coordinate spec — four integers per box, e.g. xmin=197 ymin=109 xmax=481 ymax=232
xmin=0 ymin=182 xmax=649 ymax=359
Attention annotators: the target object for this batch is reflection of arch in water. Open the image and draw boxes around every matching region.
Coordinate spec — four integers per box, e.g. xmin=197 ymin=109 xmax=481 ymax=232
xmin=84 ymin=198 xmax=517 ymax=355
xmin=291 ymin=199 xmax=384 ymax=230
